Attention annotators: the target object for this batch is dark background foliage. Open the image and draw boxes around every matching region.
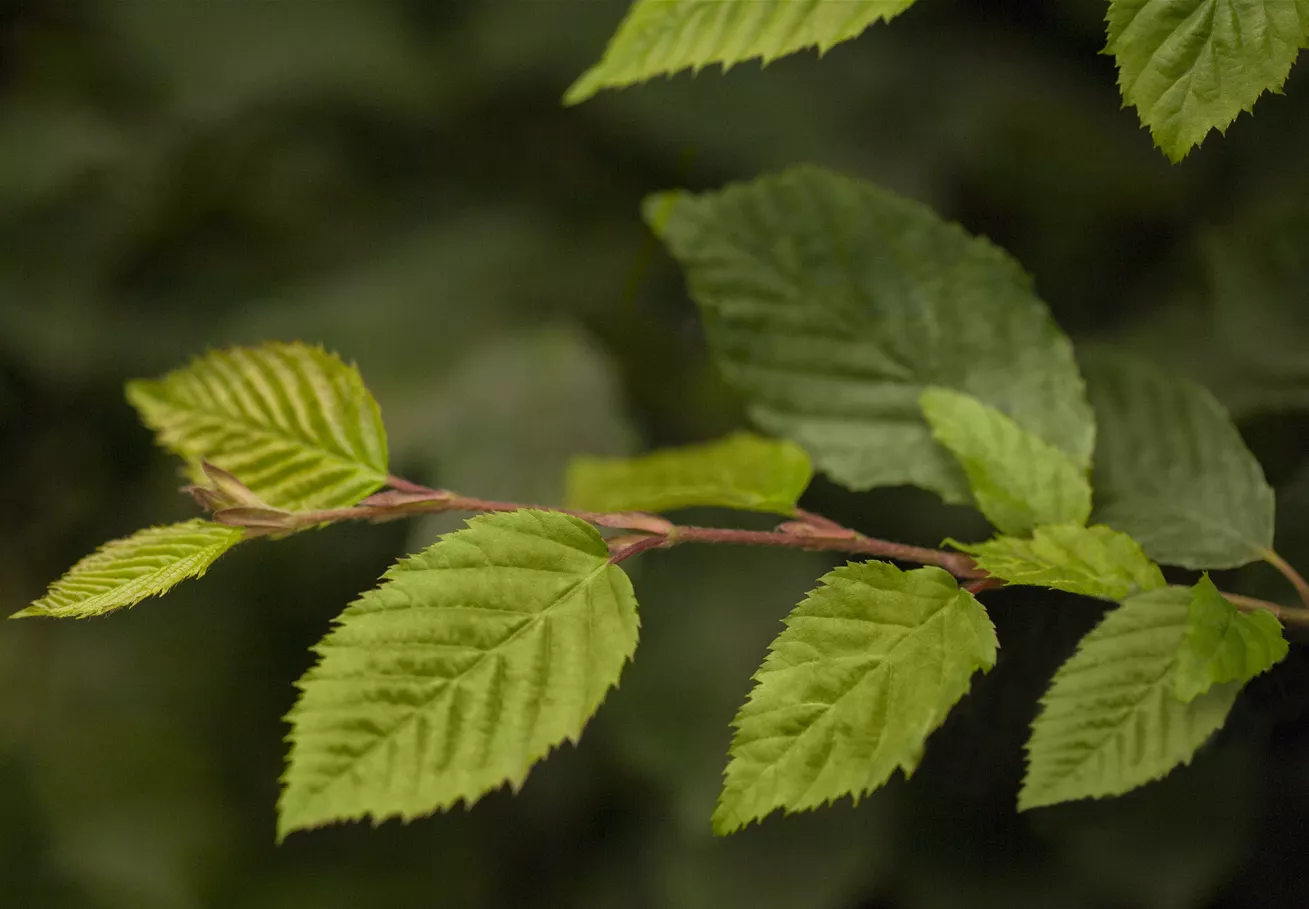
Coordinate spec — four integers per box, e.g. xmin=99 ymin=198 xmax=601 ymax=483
xmin=2 ymin=1 xmax=1308 ymax=906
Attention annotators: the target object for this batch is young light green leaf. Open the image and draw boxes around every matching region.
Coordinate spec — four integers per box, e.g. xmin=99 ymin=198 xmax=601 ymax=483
xmin=1020 ymin=587 xmax=1241 ymax=810
xmin=715 ymin=562 xmax=997 ymax=834
xmin=566 ymin=431 xmax=812 ymax=516
xmin=646 ymin=166 xmax=1094 ymax=504
xmin=566 ymin=0 xmax=919 ymax=105
xmin=126 ymin=342 xmax=388 ymax=511
xmin=920 ymin=387 xmax=1091 ymax=534
xmin=13 ymin=520 xmax=242 ymax=619
xmin=1174 ymin=575 xmax=1288 ymax=703
xmin=1083 ymin=350 xmax=1274 ymax=569
xmin=952 ymin=524 xmax=1166 ymax=601
xmin=278 ymin=509 xmax=640 ymax=839
xmin=1106 ymin=0 xmax=1309 ymax=161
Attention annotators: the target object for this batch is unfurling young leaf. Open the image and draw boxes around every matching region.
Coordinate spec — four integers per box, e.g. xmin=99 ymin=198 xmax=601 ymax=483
xmin=13 ymin=520 xmax=243 ymax=619
xmin=1174 ymin=575 xmax=1288 ymax=702
xmin=920 ymin=387 xmax=1091 ymax=535
xmin=1020 ymin=587 xmax=1242 ymax=811
xmin=278 ymin=509 xmax=640 ymax=839
xmin=646 ymin=166 xmax=1094 ymax=504
xmin=566 ymin=431 xmax=812 ymax=516
xmin=565 ymin=0 xmax=920 ymax=105
xmin=1106 ymin=0 xmax=1309 ymax=161
xmin=715 ymin=562 xmax=997 ymax=834
xmin=127 ymin=342 xmax=389 ymax=511
xmin=951 ymin=524 xmax=1166 ymax=602
xmin=1083 ymin=350 xmax=1274 ymax=569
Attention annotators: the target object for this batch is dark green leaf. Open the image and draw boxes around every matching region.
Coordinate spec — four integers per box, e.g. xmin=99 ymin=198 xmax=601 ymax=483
xmin=647 ymin=166 xmax=1094 ymax=503
xmin=1083 ymin=350 xmax=1274 ymax=569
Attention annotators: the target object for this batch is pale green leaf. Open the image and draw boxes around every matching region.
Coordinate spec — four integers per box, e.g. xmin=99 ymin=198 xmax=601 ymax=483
xmin=1174 ymin=575 xmax=1288 ymax=702
xmin=127 ymin=342 xmax=388 ymax=511
xmin=1107 ymin=0 xmax=1309 ymax=161
xmin=646 ymin=166 xmax=1094 ymax=503
xmin=714 ymin=562 xmax=997 ymax=834
xmin=566 ymin=0 xmax=918 ymax=104
xmin=13 ymin=520 xmax=242 ymax=619
xmin=952 ymin=524 xmax=1166 ymax=601
xmin=1083 ymin=350 xmax=1274 ymax=569
xmin=920 ymin=387 xmax=1091 ymax=534
xmin=1020 ymin=587 xmax=1241 ymax=810
xmin=278 ymin=509 xmax=640 ymax=838
xmin=567 ymin=431 xmax=812 ymax=515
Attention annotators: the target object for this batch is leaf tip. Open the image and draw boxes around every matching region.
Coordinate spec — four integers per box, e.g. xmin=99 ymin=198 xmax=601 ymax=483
xmin=562 ymin=75 xmax=597 ymax=107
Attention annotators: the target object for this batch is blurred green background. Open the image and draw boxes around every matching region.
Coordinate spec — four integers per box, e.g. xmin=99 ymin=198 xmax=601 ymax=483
xmin=3 ymin=1 xmax=1309 ymax=906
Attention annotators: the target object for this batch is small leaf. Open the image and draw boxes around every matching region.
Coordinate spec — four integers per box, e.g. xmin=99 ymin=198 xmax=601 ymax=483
xmin=952 ymin=524 xmax=1166 ymax=601
xmin=1083 ymin=350 xmax=1274 ymax=569
xmin=647 ymin=166 xmax=1094 ymax=503
xmin=566 ymin=431 xmax=812 ymax=516
xmin=126 ymin=342 xmax=389 ymax=511
xmin=1174 ymin=575 xmax=1288 ymax=702
xmin=920 ymin=387 xmax=1091 ymax=534
xmin=1106 ymin=0 xmax=1309 ymax=161
xmin=566 ymin=0 xmax=920 ymax=104
xmin=197 ymin=460 xmax=274 ymax=509
xmin=1020 ymin=587 xmax=1241 ymax=810
xmin=211 ymin=506 xmax=296 ymax=533
xmin=714 ymin=562 xmax=997 ymax=834
xmin=278 ymin=509 xmax=640 ymax=838
xmin=13 ymin=520 xmax=242 ymax=619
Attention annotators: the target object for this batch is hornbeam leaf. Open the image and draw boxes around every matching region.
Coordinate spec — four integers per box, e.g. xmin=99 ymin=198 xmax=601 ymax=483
xmin=1020 ymin=587 xmax=1241 ymax=810
xmin=646 ymin=165 xmax=1094 ymax=504
xmin=952 ymin=524 xmax=1166 ymax=601
xmin=1083 ymin=350 xmax=1274 ymax=569
xmin=920 ymin=387 xmax=1091 ymax=534
xmin=714 ymin=562 xmax=997 ymax=834
xmin=566 ymin=431 xmax=812 ymax=515
xmin=1174 ymin=575 xmax=1288 ymax=702
xmin=127 ymin=342 xmax=388 ymax=511
xmin=566 ymin=0 xmax=919 ymax=105
xmin=1106 ymin=0 xmax=1309 ymax=161
xmin=278 ymin=509 xmax=640 ymax=838
xmin=13 ymin=520 xmax=242 ymax=619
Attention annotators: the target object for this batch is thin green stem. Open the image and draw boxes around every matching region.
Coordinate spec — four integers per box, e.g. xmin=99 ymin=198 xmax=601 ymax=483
xmin=1263 ymin=549 xmax=1309 ymax=610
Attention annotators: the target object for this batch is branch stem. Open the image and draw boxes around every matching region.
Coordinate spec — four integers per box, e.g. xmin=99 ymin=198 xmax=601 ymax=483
xmin=222 ymin=477 xmax=1309 ymax=629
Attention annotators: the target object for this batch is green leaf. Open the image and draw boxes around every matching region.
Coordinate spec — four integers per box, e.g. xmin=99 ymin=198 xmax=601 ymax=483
xmin=1020 ymin=587 xmax=1241 ymax=810
xmin=126 ymin=342 xmax=389 ymax=511
xmin=952 ymin=524 xmax=1166 ymax=601
xmin=1106 ymin=0 xmax=1309 ymax=161
xmin=565 ymin=0 xmax=919 ymax=105
xmin=567 ymin=431 xmax=812 ymax=515
xmin=1083 ymin=350 xmax=1274 ymax=569
xmin=1174 ymin=575 xmax=1288 ymax=702
xmin=715 ymin=562 xmax=997 ymax=834
xmin=920 ymin=387 xmax=1091 ymax=534
xmin=13 ymin=520 xmax=242 ymax=619
xmin=278 ymin=509 xmax=640 ymax=838
xmin=646 ymin=165 xmax=1094 ymax=504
